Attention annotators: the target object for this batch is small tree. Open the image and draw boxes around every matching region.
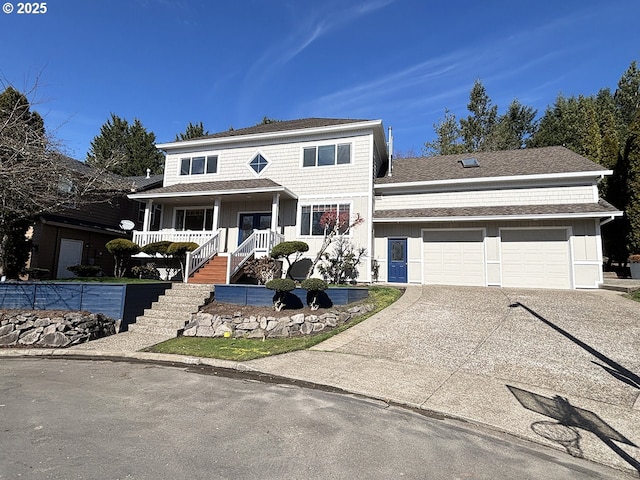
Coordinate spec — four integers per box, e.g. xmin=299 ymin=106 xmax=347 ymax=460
xmin=243 ymin=256 xmax=279 ymax=285
xmin=317 ymin=237 xmax=366 ymax=284
xmin=105 ymin=239 xmax=140 ymax=277
xmin=265 ymin=278 xmax=296 ymax=311
xmin=306 ymin=211 xmax=364 ymax=279
xmin=166 ymin=241 xmax=198 ymax=280
xmin=141 ymin=240 xmax=177 ymax=279
xmin=271 ymin=241 xmax=309 ymax=279
xmin=300 ymin=278 xmax=328 ymax=311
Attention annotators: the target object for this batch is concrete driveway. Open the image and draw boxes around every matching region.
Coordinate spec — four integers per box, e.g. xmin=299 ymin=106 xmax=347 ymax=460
xmin=246 ymin=285 xmax=640 ymax=476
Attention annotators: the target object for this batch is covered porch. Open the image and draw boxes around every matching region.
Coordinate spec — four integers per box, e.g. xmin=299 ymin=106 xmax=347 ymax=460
xmin=128 ymin=179 xmax=297 ymax=283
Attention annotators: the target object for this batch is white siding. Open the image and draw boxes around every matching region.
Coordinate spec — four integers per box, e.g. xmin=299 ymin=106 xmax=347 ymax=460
xmin=163 ymin=132 xmax=373 ymax=196
xmin=376 ymin=185 xmax=595 ymax=211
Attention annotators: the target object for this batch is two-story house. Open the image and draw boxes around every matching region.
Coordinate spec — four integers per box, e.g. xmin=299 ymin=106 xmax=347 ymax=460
xmin=128 ymin=118 xmax=621 ymax=289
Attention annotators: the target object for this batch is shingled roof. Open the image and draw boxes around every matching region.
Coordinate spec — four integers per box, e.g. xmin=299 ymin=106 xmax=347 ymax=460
xmin=374 ymin=199 xmax=620 ymax=221
xmin=377 ymin=146 xmax=607 ymax=185
xmin=129 ymin=178 xmax=290 ymax=197
xmin=193 ymin=118 xmax=371 ymax=141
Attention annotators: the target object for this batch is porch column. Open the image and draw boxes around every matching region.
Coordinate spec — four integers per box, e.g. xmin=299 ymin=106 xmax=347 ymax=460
xmin=142 ymin=199 xmax=153 ymax=232
xmin=212 ymin=196 xmax=221 ymax=231
xmin=271 ymin=193 xmax=280 ymax=231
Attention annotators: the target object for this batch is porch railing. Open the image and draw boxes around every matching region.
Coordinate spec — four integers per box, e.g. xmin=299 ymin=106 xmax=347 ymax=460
xmin=228 ymin=229 xmax=285 ymax=282
xmin=184 ymin=230 xmax=221 ymax=283
xmin=132 ymin=230 xmax=215 ymax=248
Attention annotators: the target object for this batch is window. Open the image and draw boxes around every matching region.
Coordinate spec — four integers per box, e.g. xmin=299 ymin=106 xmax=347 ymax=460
xmin=249 ymin=153 xmax=269 ymax=174
xmin=175 ymin=208 xmax=214 ymax=231
xmin=303 ymin=143 xmax=351 ymax=167
xmin=300 ymin=203 xmax=351 ymax=236
xmin=180 ymin=155 xmax=218 ymax=175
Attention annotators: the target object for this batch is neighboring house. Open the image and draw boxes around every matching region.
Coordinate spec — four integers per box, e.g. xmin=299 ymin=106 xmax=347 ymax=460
xmin=128 ymin=118 xmax=621 ymax=289
xmin=28 ymin=162 xmax=163 ymax=279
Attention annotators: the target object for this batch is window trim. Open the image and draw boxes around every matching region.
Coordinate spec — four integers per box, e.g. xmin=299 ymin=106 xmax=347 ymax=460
xmin=178 ymin=154 xmax=219 ymax=176
xmin=173 ymin=206 xmax=214 ymax=231
xmin=301 ymin=141 xmax=352 ymax=168
xmin=298 ymin=202 xmax=353 ymax=237
xmin=246 ymin=150 xmax=272 ymax=177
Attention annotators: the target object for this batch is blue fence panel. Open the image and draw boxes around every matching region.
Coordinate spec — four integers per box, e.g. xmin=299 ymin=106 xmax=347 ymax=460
xmin=0 ymin=283 xmax=37 ymax=309
xmin=80 ymin=284 xmax=126 ymax=320
xmin=214 ymin=284 xmax=368 ymax=307
xmin=34 ymin=284 xmax=83 ymax=311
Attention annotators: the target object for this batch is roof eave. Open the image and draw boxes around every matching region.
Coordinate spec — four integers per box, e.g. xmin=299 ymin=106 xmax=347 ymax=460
xmin=157 ymin=120 xmax=384 ymax=150
xmin=375 ymin=170 xmax=614 ymax=190
xmin=373 ymin=210 xmax=624 ymax=223
xmin=128 ymin=185 xmax=298 ymax=201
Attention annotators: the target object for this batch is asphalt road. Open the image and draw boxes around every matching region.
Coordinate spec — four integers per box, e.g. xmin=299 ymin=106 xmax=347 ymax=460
xmin=0 ymin=358 xmax=630 ymax=479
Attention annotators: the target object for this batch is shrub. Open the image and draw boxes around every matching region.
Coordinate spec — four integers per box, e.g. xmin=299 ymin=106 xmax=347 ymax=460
xmin=317 ymin=237 xmax=366 ymax=284
xmin=301 ymin=278 xmax=328 ymax=310
xmin=131 ymin=262 xmax=160 ymax=279
xmin=67 ymin=264 xmax=102 ymax=277
xmin=270 ymin=241 xmax=309 ymax=279
xmin=243 ymin=256 xmax=279 ymax=285
xmin=105 ymin=239 xmax=140 ymax=277
xmin=265 ymin=278 xmax=296 ymax=311
xmin=141 ymin=241 xmax=173 ymax=256
xmin=166 ymin=241 xmax=199 ymax=280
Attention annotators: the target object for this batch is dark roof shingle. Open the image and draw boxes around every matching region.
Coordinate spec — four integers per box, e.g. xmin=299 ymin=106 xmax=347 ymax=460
xmin=374 ymin=200 xmax=620 ymax=220
xmin=377 ymin=147 xmax=606 ymax=184
xmin=184 ymin=118 xmax=371 ymax=141
xmin=134 ymin=178 xmax=283 ymax=196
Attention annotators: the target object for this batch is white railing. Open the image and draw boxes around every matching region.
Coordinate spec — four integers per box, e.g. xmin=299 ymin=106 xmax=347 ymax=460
xmin=228 ymin=229 xmax=285 ymax=281
xmin=184 ymin=230 xmax=221 ymax=283
xmin=132 ymin=230 xmax=215 ymax=248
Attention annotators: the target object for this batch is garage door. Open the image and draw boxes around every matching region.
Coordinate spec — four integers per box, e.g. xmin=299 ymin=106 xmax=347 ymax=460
xmin=501 ymin=229 xmax=571 ymax=289
xmin=423 ymin=230 xmax=485 ymax=286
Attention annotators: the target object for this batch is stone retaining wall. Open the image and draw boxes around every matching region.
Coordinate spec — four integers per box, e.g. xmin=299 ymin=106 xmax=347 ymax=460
xmin=0 ymin=310 xmax=117 ymax=348
xmin=183 ymin=304 xmax=374 ymax=339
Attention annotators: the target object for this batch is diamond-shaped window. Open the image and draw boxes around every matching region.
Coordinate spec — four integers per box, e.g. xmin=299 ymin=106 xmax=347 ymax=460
xmin=249 ymin=153 xmax=269 ymax=174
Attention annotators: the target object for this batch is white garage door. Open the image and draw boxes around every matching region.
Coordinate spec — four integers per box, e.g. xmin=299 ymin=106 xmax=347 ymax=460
xmin=423 ymin=230 xmax=485 ymax=286
xmin=501 ymin=229 xmax=571 ymax=289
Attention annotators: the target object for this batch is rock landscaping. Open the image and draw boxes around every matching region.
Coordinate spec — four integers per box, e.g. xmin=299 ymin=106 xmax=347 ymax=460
xmin=183 ymin=303 xmax=374 ymax=339
xmin=0 ymin=310 xmax=117 ymax=348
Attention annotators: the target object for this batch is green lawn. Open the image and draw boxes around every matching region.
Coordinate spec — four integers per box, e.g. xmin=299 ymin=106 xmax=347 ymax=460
xmin=625 ymin=289 xmax=640 ymax=302
xmin=144 ymin=286 xmax=402 ymax=361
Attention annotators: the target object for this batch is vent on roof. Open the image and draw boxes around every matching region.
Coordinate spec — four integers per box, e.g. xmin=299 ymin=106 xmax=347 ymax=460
xmin=460 ymin=158 xmax=479 ymax=168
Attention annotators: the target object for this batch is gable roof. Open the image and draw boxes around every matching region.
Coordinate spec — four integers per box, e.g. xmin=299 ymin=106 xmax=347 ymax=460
xmin=376 ymin=146 xmax=608 ymax=185
xmin=194 ymin=118 xmax=371 ymax=140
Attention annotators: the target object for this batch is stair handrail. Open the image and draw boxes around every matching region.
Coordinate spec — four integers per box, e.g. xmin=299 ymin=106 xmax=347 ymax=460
xmin=184 ymin=230 xmax=221 ymax=283
xmin=228 ymin=229 xmax=285 ymax=281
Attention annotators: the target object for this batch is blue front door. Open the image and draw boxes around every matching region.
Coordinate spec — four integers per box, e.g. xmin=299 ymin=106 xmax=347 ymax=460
xmin=388 ymin=238 xmax=407 ymax=283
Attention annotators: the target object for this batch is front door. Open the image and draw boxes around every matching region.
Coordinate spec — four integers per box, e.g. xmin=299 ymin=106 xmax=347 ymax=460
xmin=239 ymin=213 xmax=272 ymax=245
xmin=388 ymin=238 xmax=408 ymax=283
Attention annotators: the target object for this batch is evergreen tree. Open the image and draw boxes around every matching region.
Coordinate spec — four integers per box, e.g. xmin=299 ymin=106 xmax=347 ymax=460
xmin=423 ymin=109 xmax=465 ymax=156
xmin=87 ymin=113 xmax=164 ymax=176
xmin=175 ymin=121 xmax=209 ymax=141
xmin=614 ymin=60 xmax=640 ymax=140
xmin=489 ymin=99 xmax=537 ymax=150
xmin=459 ymin=80 xmax=498 ymax=152
xmin=624 ymin=110 xmax=640 ymax=254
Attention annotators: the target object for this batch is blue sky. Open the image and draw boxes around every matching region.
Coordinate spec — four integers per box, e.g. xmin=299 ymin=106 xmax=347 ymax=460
xmin=1 ymin=0 xmax=639 ymax=160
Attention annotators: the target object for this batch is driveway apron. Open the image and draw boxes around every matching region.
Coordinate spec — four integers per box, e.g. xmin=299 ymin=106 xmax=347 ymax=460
xmin=246 ymin=285 xmax=640 ymax=475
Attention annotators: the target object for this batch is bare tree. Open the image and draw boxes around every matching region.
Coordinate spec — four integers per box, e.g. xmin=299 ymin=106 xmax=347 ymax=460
xmin=0 ymin=80 xmax=126 ymax=278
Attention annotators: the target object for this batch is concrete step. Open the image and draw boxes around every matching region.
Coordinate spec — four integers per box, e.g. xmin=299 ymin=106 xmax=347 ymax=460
xmin=147 ymin=302 xmax=201 ymax=313
xmin=138 ymin=310 xmax=193 ymax=323
xmin=128 ymin=324 xmax=183 ymax=336
xmin=134 ymin=316 xmax=188 ymax=329
xmin=155 ymin=294 xmax=210 ymax=305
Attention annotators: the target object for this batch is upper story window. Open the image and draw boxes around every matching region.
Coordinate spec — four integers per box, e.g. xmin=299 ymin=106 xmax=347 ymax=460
xmin=249 ymin=153 xmax=269 ymax=174
xmin=303 ymin=143 xmax=351 ymax=167
xmin=180 ymin=155 xmax=218 ymax=175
